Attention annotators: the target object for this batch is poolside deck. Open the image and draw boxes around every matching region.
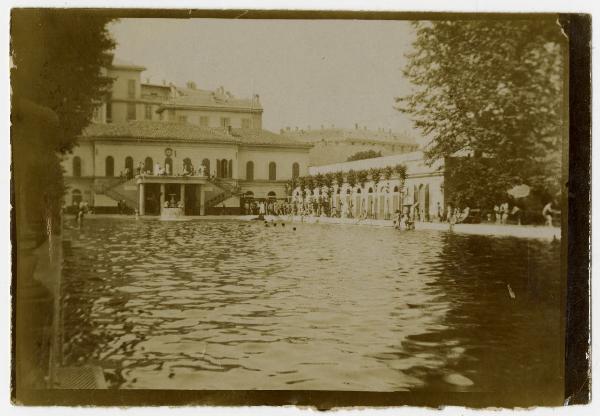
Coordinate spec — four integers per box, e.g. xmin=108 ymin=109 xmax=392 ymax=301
xmin=75 ymin=214 xmax=561 ymax=240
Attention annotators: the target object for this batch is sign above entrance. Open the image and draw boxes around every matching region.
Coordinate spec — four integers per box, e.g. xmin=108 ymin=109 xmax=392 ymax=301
xmin=165 ymin=147 xmax=173 ymax=157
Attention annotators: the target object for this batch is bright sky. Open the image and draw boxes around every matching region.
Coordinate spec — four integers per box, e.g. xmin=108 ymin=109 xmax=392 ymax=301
xmin=108 ymin=18 xmax=421 ymax=140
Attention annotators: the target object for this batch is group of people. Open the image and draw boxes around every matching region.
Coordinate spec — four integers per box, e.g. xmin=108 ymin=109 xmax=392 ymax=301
xmin=135 ymin=161 xmax=208 ymax=178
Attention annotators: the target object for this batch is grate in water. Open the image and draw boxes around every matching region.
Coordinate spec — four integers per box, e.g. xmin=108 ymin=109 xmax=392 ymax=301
xmin=54 ymin=366 xmax=107 ymax=389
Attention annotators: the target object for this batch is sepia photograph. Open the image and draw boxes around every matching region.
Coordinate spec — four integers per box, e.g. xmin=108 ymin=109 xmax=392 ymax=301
xmin=9 ymin=6 xmax=591 ymax=410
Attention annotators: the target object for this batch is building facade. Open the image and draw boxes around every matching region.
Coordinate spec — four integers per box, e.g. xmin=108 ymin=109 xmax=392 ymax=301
xmin=292 ymin=152 xmax=445 ymax=220
xmin=63 ymin=59 xmax=311 ymax=215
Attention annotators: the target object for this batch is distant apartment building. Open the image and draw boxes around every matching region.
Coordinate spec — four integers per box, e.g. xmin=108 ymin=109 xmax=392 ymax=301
xmin=282 ymin=125 xmax=419 ymax=166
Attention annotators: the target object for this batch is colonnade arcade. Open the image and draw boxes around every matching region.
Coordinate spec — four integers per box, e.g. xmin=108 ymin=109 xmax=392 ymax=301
xmin=292 ymin=180 xmax=432 ymax=220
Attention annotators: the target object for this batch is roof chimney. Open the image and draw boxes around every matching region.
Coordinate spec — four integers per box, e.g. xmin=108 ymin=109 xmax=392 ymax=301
xmin=186 ymin=81 xmax=196 ymax=89
xmin=355 ymin=123 xmax=358 ymax=130
xmin=227 ymin=125 xmax=232 ymax=134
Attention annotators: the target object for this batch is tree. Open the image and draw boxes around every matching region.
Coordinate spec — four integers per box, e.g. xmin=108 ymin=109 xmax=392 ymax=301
xmin=346 ymin=149 xmax=382 ymax=162
xmin=394 ymin=164 xmax=407 ymax=181
xmin=397 ymin=19 xmax=565 ymax=208
xmin=383 ymin=166 xmax=394 ymax=180
xmin=12 ymin=10 xmax=116 ymax=153
xmin=369 ymin=168 xmax=382 ymax=185
xmin=357 ymin=170 xmax=369 ymax=187
xmin=347 ymin=170 xmax=357 ymax=188
xmin=334 ymin=171 xmax=345 ymax=187
xmin=12 ymin=10 xmax=116 ymax=240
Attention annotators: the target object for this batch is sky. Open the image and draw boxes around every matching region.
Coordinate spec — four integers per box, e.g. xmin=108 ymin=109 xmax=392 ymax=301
xmin=108 ymin=18 xmax=421 ymax=140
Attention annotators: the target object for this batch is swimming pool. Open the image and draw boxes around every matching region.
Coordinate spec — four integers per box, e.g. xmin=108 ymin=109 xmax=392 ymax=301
xmin=61 ymin=218 xmax=563 ymax=396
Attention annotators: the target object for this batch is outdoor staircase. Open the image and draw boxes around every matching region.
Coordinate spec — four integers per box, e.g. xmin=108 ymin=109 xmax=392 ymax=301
xmin=104 ymin=178 xmax=138 ymax=209
xmin=94 ymin=178 xmax=138 ymax=210
xmin=206 ymin=177 xmax=242 ymax=207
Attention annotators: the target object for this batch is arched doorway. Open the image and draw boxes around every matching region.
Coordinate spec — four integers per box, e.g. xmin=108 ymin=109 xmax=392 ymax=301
xmin=144 ymin=157 xmax=153 ymax=174
xmin=72 ymin=156 xmax=81 ymax=177
xmin=201 ymin=159 xmax=210 ymax=176
xmin=246 ymin=161 xmax=254 ymax=180
xmin=71 ymin=189 xmax=82 ymax=206
xmin=105 ymin=156 xmax=114 ymax=177
xmin=125 ymin=156 xmax=133 ymax=179
xmin=355 ymin=188 xmax=362 ymax=218
xmin=292 ymin=162 xmax=300 ymax=179
xmin=393 ymin=185 xmax=400 ymax=214
xmin=164 ymin=157 xmax=173 ymax=175
xmin=367 ymin=187 xmax=374 ymax=218
xmin=242 ymin=190 xmax=255 ymax=214
xmin=268 ymin=162 xmax=276 ymax=181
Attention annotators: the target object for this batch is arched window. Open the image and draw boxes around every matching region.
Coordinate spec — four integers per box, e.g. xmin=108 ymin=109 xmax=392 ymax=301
xmin=346 ymin=188 xmax=351 ymax=194
xmin=71 ymin=189 xmax=82 ymax=205
xmin=72 ymin=156 xmax=81 ymax=177
xmin=144 ymin=157 xmax=153 ymax=174
xmin=105 ymin=156 xmax=114 ymax=177
xmin=125 ymin=156 xmax=133 ymax=178
xmin=356 ymin=188 xmax=361 ymax=194
xmin=246 ymin=161 xmax=254 ymax=180
xmin=267 ymin=191 xmax=277 ymax=199
xmin=220 ymin=159 xmax=228 ymax=178
xmin=292 ymin=162 xmax=300 ymax=179
xmin=268 ymin=162 xmax=277 ymax=181
xmin=164 ymin=157 xmax=173 ymax=175
xmin=368 ymin=187 xmax=373 ymax=193
xmin=228 ymin=159 xmax=233 ymax=178
xmin=201 ymin=159 xmax=210 ymax=175
xmin=393 ymin=185 xmax=399 ymax=193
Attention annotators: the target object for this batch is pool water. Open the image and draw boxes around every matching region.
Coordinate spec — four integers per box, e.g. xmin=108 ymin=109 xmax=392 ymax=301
xmin=61 ymin=218 xmax=563 ymax=396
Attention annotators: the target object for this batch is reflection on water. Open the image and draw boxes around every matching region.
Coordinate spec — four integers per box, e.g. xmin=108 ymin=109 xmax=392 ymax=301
xmin=61 ymin=219 xmax=562 ymax=394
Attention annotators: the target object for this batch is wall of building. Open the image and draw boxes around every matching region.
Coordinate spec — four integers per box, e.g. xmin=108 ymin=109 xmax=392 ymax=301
xmin=90 ymin=140 xmax=239 ymax=177
xmin=165 ymin=108 xmax=262 ymax=129
xmin=63 ymin=142 xmax=95 ymax=177
xmin=107 ymin=67 xmax=142 ymax=101
xmin=238 ymin=146 xmax=310 ymax=181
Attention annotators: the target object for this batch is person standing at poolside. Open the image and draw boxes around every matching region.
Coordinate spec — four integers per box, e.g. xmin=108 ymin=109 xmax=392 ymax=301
xmin=501 ymin=201 xmax=509 ymax=225
xmin=494 ymin=204 xmax=501 ymax=224
xmin=543 ymin=201 xmax=559 ymax=227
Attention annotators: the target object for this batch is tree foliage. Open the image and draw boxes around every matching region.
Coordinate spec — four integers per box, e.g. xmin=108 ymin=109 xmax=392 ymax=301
xmin=346 ymin=149 xmax=382 ymax=162
xmin=397 ymin=19 xmax=565 ymax=207
xmin=12 ymin=10 xmax=116 ymax=153
xmin=12 ymin=10 xmax=116 ymax=239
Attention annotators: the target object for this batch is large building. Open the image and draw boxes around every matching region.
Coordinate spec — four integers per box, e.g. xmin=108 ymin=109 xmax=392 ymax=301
xmin=283 ymin=125 xmax=419 ymax=166
xmin=62 ymin=59 xmax=312 ymax=215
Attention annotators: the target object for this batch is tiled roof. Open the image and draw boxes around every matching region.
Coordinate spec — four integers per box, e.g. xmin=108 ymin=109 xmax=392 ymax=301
xmin=158 ymin=87 xmax=262 ymax=111
xmin=284 ymin=128 xmax=417 ymax=145
xmin=82 ymin=121 xmax=234 ymax=142
xmin=231 ymin=128 xmax=311 ymax=147
xmin=81 ymin=122 xmax=311 ymax=148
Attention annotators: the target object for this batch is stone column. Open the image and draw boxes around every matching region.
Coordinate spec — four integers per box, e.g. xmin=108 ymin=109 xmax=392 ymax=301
xmin=139 ymin=183 xmax=145 ymax=215
xmin=160 ymin=183 xmax=165 ymax=215
xmin=199 ymin=186 xmax=205 ymax=215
